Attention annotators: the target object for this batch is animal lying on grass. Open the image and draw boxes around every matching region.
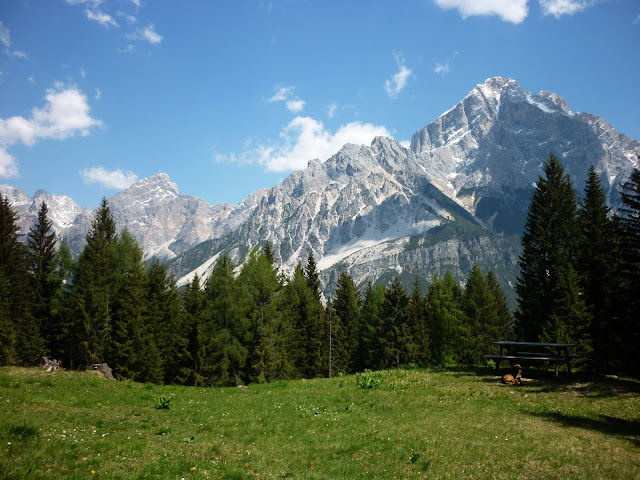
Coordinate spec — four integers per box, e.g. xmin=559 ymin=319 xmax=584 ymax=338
xmin=502 ymin=364 xmax=522 ymax=385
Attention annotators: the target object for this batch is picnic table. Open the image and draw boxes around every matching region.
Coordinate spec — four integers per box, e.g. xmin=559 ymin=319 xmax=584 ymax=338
xmin=484 ymin=341 xmax=580 ymax=376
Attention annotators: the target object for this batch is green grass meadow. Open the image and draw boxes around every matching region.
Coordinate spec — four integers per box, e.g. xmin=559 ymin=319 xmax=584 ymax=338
xmin=1 ymin=366 xmax=638 ymax=479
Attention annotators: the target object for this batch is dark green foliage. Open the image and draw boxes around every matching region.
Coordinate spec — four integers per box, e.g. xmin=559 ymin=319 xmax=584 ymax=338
xmin=406 ymin=277 xmax=429 ymax=365
xmin=576 ymin=167 xmax=617 ymax=372
xmin=616 ymin=167 xmax=640 ymax=374
xmin=462 ymin=264 xmax=496 ymax=364
xmin=362 ymin=281 xmax=386 ymax=370
xmin=26 ymin=202 xmax=57 ymax=357
xmin=144 ymin=258 xmax=181 ymax=384
xmin=427 ymin=270 xmax=463 ymax=366
xmin=332 ymin=271 xmax=361 ymax=374
xmin=379 ymin=277 xmax=409 ymax=368
xmin=485 ymin=271 xmax=512 ymax=341
xmin=204 ymin=254 xmax=250 ymax=386
xmin=69 ymin=198 xmax=117 ymax=368
xmin=515 ymin=155 xmax=589 ymax=347
xmin=0 ymin=194 xmax=37 ymax=365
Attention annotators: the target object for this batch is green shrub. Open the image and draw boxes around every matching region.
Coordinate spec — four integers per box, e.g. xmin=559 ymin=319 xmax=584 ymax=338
xmin=355 ymin=370 xmax=383 ymax=389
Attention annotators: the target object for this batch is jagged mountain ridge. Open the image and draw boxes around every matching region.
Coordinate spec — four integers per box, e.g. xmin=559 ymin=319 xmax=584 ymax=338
xmin=3 ymin=77 xmax=638 ymax=299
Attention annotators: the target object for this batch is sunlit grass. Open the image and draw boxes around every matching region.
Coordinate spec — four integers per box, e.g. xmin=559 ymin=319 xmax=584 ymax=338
xmin=1 ymin=366 xmax=638 ymax=479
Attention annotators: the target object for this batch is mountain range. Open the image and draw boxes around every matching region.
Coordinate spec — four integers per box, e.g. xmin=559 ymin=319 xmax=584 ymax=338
xmin=2 ymin=77 xmax=638 ymax=303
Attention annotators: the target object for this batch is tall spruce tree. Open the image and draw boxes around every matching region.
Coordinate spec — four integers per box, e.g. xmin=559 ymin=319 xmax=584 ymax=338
xmin=0 ymin=194 xmax=31 ymax=364
xmin=577 ymin=167 xmax=617 ymax=371
xmin=361 ymin=280 xmax=386 ymax=370
xmin=204 ymin=254 xmax=251 ymax=386
xmin=407 ymin=277 xmax=429 ymax=365
xmin=462 ymin=264 xmax=497 ymax=364
xmin=485 ymin=271 xmax=513 ymax=341
xmin=617 ymin=167 xmax=640 ymax=374
xmin=380 ymin=277 xmax=410 ymax=368
xmin=69 ymin=198 xmax=117 ymax=367
xmin=515 ymin=154 xmax=589 ymax=346
xmin=26 ymin=201 xmax=58 ymax=356
xmin=144 ymin=258 xmax=182 ymax=384
xmin=332 ymin=271 xmax=361 ymax=373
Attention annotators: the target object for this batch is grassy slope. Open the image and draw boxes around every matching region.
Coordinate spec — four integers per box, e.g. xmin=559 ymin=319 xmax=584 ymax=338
xmin=1 ymin=367 xmax=638 ymax=479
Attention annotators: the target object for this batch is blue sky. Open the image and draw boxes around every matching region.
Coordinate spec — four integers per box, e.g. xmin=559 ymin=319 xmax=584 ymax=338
xmin=1 ymin=0 xmax=639 ymax=209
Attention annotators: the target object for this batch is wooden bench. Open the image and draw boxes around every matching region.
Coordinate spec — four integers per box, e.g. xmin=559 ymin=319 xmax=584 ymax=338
xmin=484 ymin=341 xmax=581 ymax=376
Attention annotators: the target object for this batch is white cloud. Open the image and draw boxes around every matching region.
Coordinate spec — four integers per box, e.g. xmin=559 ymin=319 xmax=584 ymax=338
xmin=539 ymin=0 xmax=595 ymax=18
xmin=328 ymin=102 xmax=338 ymax=118
xmin=86 ymin=9 xmax=119 ymax=28
xmin=0 ymin=148 xmax=18 ymax=178
xmin=286 ymin=99 xmax=305 ymax=113
xmin=80 ymin=166 xmax=138 ymax=190
xmin=141 ymin=24 xmax=163 ymax=44
xmin=129 ymin=0 xmax=141 ymax=7
xmin=268 ymin=85 xmax=305 ymax=113
xmin=117 ymin=11 xmax=138 ymax=23
xmin=0 ymin=85 xmax=102 ymax=177
xmin=384 ymin=54 xmax=412 ymax=99
xmin=118 ymin=44 xmax=135 ymax=54
xmin=634 ymin=13 xmax=640 ymax=25
xmin=434 ymin=0 xmax=529 ymax=24
xmin=81 ymin=68 xmax=86 ymax=79
xmin=27 ymin=75 xmax=35 ymax=84
xmin=66 ymin=0 xmax=103 ymax=4
xmin=434 ymin=63 xmax=450 ymax=75
xmin=95 ymin=88 xmax=102 ymax=100
xmin=0 ymin=21 xmax=28 ymax=59
xmin=257 ymin=117 xmax=391 ymax=172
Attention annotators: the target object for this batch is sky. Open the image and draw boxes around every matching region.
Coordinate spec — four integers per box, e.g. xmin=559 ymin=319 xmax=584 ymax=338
xmin=1 ymin=0 xmax=639 ymax=209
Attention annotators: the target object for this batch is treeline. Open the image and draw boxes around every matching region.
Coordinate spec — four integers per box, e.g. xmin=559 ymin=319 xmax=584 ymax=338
xmin=1 ymin=156 xmax=638 ymax=383
xmin=515 ymin=156 xmax=640 ymax=374
xmin=0 ymin=196 xmax=512 ymax=385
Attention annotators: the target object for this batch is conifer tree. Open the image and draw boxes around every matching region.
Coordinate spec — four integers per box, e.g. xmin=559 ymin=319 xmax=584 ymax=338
xmin=110 ymin=230 xmax=147 ymax=381
xmin=26 ymin=201 xmax=58 ymax=355
xmin=362 ymin=280 xmax=386 ymax=370
xmin=407 ymin=277 xmax=429 ymax=365
xmin=1 ymin=194 xmax=42 ymax=365
xmin=515 ymin=154 xmax=587 ymax=344
xmin=69 ymin=198 xmax=117 ymax=367
xmin=485 ymin=271 xmax=512 ymax=341
xmin=617 ymin=167 xmax=640 ymax=373
xmin=144 ymin=258 xmax=182 ymax=383
xmin=427 ymin=270 xmax=464 ymax=366
xmin=380 ymin=277 xmax=410 ymax=368
xmin=577 ymin=167 xmax=617 ymax=371
xmin=462 ymin=264 xmax=498 ymax=364
xmin=49 ymin=242 xmax=74 ymax=361
xmin=283 ymin=264 xmax=324 ymax=377
xmin=204 ymin=254 xmax=250 ymax=386
xmin=332 ymin=271 xmax=361 ymax=373
xmin=179 ymin=274 xmax=206 ymax=386
xmin=263 ymin=240 xmax=276 ymax=266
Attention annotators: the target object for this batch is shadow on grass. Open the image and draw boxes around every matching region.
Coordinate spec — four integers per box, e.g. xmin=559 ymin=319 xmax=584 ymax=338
xmin=529 ymin=411 xmax=640 ymax=447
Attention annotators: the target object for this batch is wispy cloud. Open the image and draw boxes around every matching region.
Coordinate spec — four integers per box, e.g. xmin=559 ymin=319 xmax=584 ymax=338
xmin=268 ymin=85 xmax=306 ymax=113
xmin=27 ymin=75 xmax=36 ymax=84
xmin=0 ymin=84 xmax=102 ymax=178
xmin=0 ymin=148 xmax=18 ymax=178
xmin=634 ymin=13 xmax=640 ymax=25
xmin=539 ymin=0 xmax=597 ymax=18
xmin=328 ymin=102 xmax=338 ymax=118
xmin=141 ymin=24 xmax=163 ymax=44
xmin=80 ymin=166 xmax=138 ymax=190
xmin=0 ymin=21 xmax=28 ymax=59
xmin=95 ymin=88 xmax=102 ymax=100
xmin=217 ymin=117 xmax=392 ymax=172
xmin=434 ymin=0 xmax=529 ymax=24
xmin=86 ymin=9 xmax=119 ymax=28
xmin=118 ymin=44 xmax=135 ymax=54
xmin=434 ymin=63 xmax=450 ymax=75
xmin=384 ymin=54 xmax=412 ymax=99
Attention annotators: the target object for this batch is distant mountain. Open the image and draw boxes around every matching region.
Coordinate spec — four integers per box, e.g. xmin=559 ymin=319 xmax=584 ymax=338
xmin=3 ymin=77 xmax=638 ymax=302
